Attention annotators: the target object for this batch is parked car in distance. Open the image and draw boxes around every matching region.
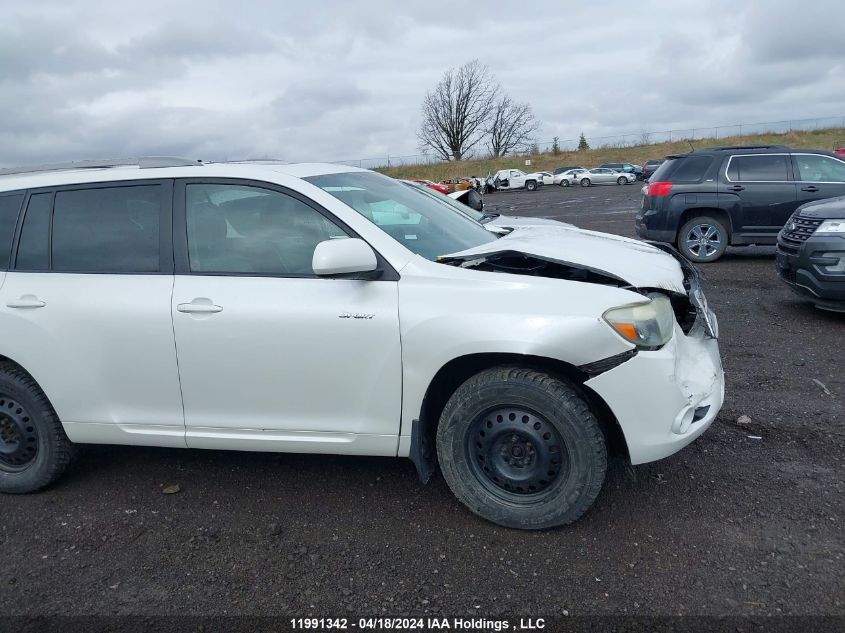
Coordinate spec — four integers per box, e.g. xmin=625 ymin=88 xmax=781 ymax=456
xmin=413 ymin=179 xmax=448 ymax=195
xmin=440 ymin=178 xmax=474 ymax=194
xmin=600 ymin=163 xmax=644 ymax=180
xmin=834 ymin=147 xmax=845 ymax=158
xmin=0 ymin=157 xmax=723 ymax=530
xmin=537 ymin=171 xmax=554 ymax=186
xmin=492 ymin=169 xmax=545 ymax=191
xmin=636 ymin=145 xmax=845 ymax=262
xmin=553 ymin=168 xmax=587 ymax=187
xmin=642 ymin=159 xmax=665 ymax=180
xmin=402 ymin=180 xmax=574 ymax=232
xmin=553 ymin=166 xmax=584 ymax=175
xmin=776 ymin=195 xmax=845 ymax=311
xmin=577 ymin=168 xmax=636 ymax=187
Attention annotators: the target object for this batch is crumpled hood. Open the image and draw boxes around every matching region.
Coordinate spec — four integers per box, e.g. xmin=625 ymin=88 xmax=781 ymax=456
xmin=488 ymin=215 xmax=574 ymax=229
xmin=442 ymin=225 xmax=687 ymax=293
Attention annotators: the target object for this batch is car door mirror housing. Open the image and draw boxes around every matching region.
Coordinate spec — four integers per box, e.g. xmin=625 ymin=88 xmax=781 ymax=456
xmin=312 ymin=238 xmax=379 ymax=277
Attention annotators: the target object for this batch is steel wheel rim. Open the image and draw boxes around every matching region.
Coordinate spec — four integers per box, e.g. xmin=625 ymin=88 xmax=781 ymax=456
xmin=467 ymin=407 xmax=569 ymax=502
xmin=685 ymin=223 xmax=722 ymax=258
xmin=0 ymin=395 xmax=38 ymax=472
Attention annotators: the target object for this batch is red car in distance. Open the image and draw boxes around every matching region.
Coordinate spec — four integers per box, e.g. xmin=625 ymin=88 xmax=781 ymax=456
xmin=834 ymin=147 xmax=845 ymax=158
xmin=413 ymin=179 xmax=449 ymax=195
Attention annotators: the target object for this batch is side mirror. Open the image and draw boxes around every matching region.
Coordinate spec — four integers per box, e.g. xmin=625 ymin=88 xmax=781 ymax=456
xmin=312 ymin=238 xmax=379 ymax=277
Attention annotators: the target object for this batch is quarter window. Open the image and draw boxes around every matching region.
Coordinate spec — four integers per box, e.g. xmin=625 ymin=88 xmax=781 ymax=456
xmin=794 ymin=155 xmax=845 ymax=183
xmin=16 ymin=193 xmax=51 ymax=271
xmin=185 ymin=183 xmax=350 ymax=275
xmin=669 ymin=156 xmax=713 ymax=183
xmin=727 ymin=155 xmax=790 ymax=181
xmin=51 ymin=186 xmax=161 ymax=272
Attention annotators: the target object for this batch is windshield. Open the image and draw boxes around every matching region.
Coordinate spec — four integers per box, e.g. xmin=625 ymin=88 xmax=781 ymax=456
xmin=401 ymin=180 xmax=485 ymax=222
xmin=306 ymin=171 xmax=497 ymax=260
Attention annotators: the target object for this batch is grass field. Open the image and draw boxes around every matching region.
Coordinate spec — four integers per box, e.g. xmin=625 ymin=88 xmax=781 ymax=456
xmin=376 ymin=127 xmax=845 ymax=181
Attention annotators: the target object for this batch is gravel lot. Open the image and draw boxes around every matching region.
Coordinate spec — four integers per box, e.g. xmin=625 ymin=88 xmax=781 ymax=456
xmin=3 ymin=182 xmax=843 ymax=622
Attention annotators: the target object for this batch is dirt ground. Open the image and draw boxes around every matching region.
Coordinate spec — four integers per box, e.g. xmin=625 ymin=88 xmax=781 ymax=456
xmin=2 ymin=181 xmax=843 ymax=625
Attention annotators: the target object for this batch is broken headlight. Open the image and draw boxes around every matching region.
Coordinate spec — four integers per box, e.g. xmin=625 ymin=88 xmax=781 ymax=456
xmin=603 ymin=293 xmax=675 ymax=350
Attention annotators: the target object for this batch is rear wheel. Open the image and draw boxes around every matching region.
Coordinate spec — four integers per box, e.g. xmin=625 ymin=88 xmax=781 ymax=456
xmin=677 ymin=215 xmax=729 ymax=262
xmin=526 ymin=180 xmax=537 ymax=192
xmin=580 ymin=178 xmax=591 ymax=187
xmin=436 ymin=366 xmax=607 ymax=530
xmin=0 ymin=363 xmax=75 ymax=493
xmin=617 ymin=176 xmax=626 ymax=185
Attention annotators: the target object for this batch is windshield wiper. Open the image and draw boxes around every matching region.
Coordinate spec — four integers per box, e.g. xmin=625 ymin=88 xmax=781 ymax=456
xmin=479 ymin=212 xmax=500 ymax=224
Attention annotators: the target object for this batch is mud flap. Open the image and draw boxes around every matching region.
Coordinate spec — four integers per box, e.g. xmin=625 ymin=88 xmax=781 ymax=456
xmin=409 ymin=418 xmax=436 ymax=484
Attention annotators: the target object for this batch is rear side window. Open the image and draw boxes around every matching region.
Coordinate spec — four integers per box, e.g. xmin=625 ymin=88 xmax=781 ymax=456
xmin=0 ymin=193 xmax=24 ymax=269
xmin=794 ymin=154 xmax=845 ymax=182
xmin=51 ymin=186 xmax=161 ymax=272
xmin=668 ymin=156 xmax=713 ymax=182
xmin=727 ymin=155 xmax=790 ymax=181
xmin=16 ymin=192 xmax=51 ymax=271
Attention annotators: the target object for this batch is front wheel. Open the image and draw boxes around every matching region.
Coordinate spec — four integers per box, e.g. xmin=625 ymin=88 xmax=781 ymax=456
xmin=580 ymin=178 xmax=591 ymax=187
xmin=559 ymin=179 xmax=570 ymax=187
xmin=677 ymin=216 xmax=729 ymax=262
xmin=0 ymin=363 xmax=75 ymax=493
xmin=617 ymin=176 xmax=626 ymax=185
xmin=436 ymin=366 xmax=607 ymax=530
xmin=525 ymin=180 xmax=537 ymax=192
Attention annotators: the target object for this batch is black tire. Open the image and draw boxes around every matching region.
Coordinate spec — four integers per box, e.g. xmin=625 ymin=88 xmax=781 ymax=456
xmin=558 ymin=179 xmax=570 ymax=187
xmin=436 ymin=366 xmax=607 ymax=530
xmin=525 ymin=180 xmax=537 ymax=192
xmin=0 ymin=363 xmax=75 ymax=493
xmin=580 ymin=178 xmax=591 ymax=187
xmin=677 ymin=215 xmax=729 ymax=262
xmin=617 ymin=176 xmax=626 ymax=185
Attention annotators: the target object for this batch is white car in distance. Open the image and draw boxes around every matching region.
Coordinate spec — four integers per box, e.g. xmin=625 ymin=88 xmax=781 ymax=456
xmin=0 ymin=158 xmax=724 ymax=530
xmin=492 ymin=169 xmax=546 ymax=192
xmin=553 ymin=168 xmax=587 ymax=187
xmin=576 ymin=168 xmax=637 ymax=187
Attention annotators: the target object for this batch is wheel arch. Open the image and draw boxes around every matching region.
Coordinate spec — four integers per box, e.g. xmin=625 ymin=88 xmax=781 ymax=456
xmin=678 ymin=207 xmax=734 ymax=240
xmin=408 ymin=352 xmax=629 ymax=483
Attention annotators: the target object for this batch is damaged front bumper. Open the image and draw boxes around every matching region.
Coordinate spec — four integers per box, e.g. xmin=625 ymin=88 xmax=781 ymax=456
xmin=585 ymin=310 xmax=724 ymax=465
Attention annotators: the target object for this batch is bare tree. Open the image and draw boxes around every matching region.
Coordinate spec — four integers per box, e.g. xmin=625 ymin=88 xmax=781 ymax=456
xmin=417 ymin=60 xmax=499 ymax=161
xmin=485 ymin=96 xmax=540 ymax=157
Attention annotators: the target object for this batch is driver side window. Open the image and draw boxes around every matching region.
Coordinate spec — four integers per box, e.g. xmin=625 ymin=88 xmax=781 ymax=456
xmin=185 ymin=183 xmax=349 ymax=276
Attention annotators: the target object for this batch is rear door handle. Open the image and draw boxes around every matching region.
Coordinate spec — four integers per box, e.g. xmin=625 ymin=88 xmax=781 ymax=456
xmin=6 ymin=295 xmax=46 ymax=309
xmin=177 ymin=299 xmax=223 ymax=314
xmin=801 ymin=185 xmax=819 ymax=192
xmin=726 ymin=185 xmax=745 ymax=192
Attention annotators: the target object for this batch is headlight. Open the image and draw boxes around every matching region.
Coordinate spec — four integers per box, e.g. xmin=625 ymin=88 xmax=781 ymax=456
xmin=817 ymin=220 xmax=845 ymax=234
xmin=603 ymin=294 xmax=675 ymax=350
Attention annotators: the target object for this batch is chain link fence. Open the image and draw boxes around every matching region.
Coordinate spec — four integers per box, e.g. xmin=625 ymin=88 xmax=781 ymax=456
xmin=330 ymin=115 xmax=845 ymax=170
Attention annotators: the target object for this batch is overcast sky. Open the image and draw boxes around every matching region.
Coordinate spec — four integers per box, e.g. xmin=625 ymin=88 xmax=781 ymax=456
xmin=1 ymin=0 xmax=844 ymax=167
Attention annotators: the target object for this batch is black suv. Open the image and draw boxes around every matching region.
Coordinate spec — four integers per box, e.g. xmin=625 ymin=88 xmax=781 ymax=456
xmin=600 ymin=162 xmax=643 ymax=180
xmin=776 ymin=196 xmax=845 ymax=311
xmin=642 ymin=159 xmax=665 ymax=180
xmin=635 ymin=145 xmax=845 ymax=262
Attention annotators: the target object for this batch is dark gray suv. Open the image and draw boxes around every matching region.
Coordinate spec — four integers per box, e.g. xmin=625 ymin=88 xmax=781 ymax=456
xmin=635 ymin=145 xmax=845 ymax=262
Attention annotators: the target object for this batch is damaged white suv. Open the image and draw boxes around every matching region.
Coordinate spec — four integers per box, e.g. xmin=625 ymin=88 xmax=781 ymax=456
xmin=0 ymin=159 xmax=723 ymax=529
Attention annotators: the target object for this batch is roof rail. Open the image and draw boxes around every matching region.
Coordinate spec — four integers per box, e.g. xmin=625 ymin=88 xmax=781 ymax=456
xmin=704 ymin=144 xmax=791 ymax=151
xmin=0 ymin=156 xmax=203 ymax=177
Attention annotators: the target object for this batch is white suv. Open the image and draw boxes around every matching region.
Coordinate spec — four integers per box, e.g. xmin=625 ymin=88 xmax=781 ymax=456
xmin=0 ymin=158 xmax=724 ymax=529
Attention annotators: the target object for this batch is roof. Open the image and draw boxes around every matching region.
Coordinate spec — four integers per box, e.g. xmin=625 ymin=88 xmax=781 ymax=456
xmin=0 ymin=158 xmax=367 ymax=194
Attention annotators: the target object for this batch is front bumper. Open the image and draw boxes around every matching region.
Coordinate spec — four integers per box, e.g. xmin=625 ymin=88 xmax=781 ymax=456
xmin=776 ymin=236 xmax=845 ymax=310
xmin=585 ymin=319 xmax=724 ymax=464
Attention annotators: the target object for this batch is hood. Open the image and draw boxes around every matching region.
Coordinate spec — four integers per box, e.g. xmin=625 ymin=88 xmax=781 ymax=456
xmin=796 ymin=194 xmax=845 ymax=219
xmin=441 ymin=225 xmax=687 ymax=293
xmin=488 ymin=215 xmax=574 ymax=229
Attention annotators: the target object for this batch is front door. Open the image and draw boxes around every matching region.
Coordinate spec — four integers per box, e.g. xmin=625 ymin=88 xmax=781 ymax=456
xmin=170 ymin=180 xmax=401 ymax=455
xmin=792 ymin=153 xmax=845 ymax=207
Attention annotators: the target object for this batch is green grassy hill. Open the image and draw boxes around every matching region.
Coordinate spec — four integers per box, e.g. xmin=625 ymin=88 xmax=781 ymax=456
xmin=376 ymin=127 xmax=845 ymax=181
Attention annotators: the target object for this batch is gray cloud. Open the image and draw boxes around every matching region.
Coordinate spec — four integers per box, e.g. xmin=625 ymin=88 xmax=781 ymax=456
xmin=1 ymin=0 xmax=844 ymax=167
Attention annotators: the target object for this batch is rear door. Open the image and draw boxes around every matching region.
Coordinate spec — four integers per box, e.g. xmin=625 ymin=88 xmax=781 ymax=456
xmin=791 ymin=153 xmax=845 ymax=206
xmin=0 ymin=181 xmax=184 ymax=446
xmin=723 ymin=153 xmax=797 ymax=241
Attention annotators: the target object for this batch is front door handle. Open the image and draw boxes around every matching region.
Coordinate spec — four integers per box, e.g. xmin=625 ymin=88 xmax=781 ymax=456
xmin=6 ymin=295 xmax=46 ymax=309
xmin=801 ymin=185 xmax=819 ymax=192
xmin=726 ymin=185 xmax=745 ymax=192
xmin=177 ymin=299 xmax=223 ymax=314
